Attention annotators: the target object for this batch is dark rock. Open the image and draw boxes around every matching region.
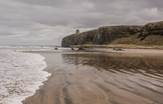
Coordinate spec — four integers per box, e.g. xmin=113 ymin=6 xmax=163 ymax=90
xmin=139 ymin=21 xmax=163 ymax=40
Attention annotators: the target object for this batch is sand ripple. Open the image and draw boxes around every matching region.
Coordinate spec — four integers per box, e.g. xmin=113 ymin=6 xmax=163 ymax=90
xmin=24 ymin=52 xmax=163 ymax=104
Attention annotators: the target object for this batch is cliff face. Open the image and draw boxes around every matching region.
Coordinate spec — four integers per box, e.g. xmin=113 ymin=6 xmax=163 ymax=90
xmin=93 ymin=26 xmax=142 ymax=44
xmin=138 ymin=21 xmax=163 ymax=40
xmin=62 ymin=29 xmax=98 ymax=47
xmin=62 ymin=21 xmax=163 ymax=47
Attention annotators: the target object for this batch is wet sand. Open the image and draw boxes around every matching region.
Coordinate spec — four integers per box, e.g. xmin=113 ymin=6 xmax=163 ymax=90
xmin=23 ymin=49 xmax=163 ymax=104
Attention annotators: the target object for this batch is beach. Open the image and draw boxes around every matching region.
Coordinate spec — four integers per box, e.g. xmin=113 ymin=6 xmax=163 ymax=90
xmin=23 ymin=48 xmax=163 ymax=104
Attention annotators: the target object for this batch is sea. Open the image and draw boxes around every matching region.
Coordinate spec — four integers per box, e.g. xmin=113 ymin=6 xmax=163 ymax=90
xmin=0 ymin=46 xmax=52 ymax=104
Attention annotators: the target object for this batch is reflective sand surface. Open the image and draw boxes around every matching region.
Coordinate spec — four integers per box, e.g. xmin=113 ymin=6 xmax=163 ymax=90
xmin=24 ymin=51 xmax=163 ymax=104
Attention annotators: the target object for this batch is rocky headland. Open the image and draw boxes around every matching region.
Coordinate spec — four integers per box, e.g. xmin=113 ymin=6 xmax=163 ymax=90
xmin=62 ymin=21 xmax=163 ymax=48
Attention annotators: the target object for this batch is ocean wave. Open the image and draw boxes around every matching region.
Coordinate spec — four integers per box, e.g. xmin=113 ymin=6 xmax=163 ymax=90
xmin=0 ymin=50 xmax=50 ymax=104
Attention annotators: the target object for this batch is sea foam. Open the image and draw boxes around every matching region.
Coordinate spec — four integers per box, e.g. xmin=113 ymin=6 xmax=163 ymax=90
xmin=0 ymin=50 xmax=50 ymax=104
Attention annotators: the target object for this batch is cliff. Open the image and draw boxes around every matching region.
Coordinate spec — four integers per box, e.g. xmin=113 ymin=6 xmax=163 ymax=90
xmin=62 ymin=21 xmax=163 ymax=47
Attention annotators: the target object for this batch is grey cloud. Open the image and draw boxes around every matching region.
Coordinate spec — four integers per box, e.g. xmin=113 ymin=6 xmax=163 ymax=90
xmin=14 ymin=0 xmax=163 ymax=26
xmin=0 ymin=0 xmax=163 ymax=45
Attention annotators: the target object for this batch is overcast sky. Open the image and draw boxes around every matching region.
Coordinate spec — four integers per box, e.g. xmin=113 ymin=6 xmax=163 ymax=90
xmin=0 ymin=0 xmax=163 ymax=45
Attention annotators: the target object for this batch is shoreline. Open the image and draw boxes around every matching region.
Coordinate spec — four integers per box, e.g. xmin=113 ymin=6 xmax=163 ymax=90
xmin=22 ymin=51 xmax=61 ymax=104
xmin=19 ymin=51 xmax=52 ymax=104
xmin=72 ymin=44 xmax=163 ymax=50
xmin=22 ymin=52 xmax=50 ymax=104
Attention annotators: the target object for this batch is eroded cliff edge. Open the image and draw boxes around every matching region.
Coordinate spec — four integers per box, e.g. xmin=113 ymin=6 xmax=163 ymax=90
xmin=62 ymin=21 xmax=163 ymax=47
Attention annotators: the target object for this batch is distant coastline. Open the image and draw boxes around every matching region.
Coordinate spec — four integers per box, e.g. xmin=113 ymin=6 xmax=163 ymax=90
xmin=62 ymin=21 xmax=163 ymax=49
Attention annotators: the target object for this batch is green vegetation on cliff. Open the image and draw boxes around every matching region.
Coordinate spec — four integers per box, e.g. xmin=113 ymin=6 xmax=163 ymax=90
xmin=62 ymin=21 xmax=163 ymax=47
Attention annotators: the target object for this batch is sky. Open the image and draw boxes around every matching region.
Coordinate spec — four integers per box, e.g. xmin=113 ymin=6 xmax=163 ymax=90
xmin=0 ymin=0 xmax=163 ymax=45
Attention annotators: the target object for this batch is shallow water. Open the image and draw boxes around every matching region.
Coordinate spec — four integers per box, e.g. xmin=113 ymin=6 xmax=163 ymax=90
xmin=24 ymin=52 xmax=163 ymax=104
